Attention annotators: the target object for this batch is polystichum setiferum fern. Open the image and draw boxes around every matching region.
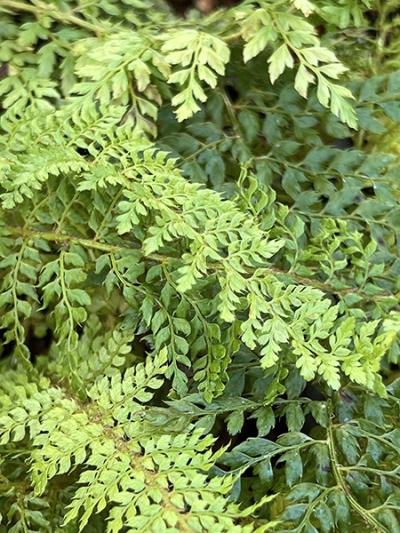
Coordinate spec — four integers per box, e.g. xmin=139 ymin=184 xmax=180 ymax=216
xmin=1 ymin=0 xmax=400 ymax=531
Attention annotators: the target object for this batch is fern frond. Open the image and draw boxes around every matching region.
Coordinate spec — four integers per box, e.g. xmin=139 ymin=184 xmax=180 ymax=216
xmin=0 ymin=355 xmax=275 ymax=532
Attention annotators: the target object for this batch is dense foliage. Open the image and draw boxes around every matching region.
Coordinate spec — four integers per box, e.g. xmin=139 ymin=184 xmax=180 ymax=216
xmin=1 ymin=0 xmax=400 ymax=531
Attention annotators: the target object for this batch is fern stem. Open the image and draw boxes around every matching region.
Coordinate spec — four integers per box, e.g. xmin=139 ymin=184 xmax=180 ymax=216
xmin=7 ymin=226 xmax=399 ymax=303
xmin=58 ymin=251 xmax=75 ymax=348
xmin=340 ymin=464 xmax=400 ymax=480
xmin=327 ymin=403 xmax=390 ymax=533
xmin=0 ymin=0 xmax=105 ymax=35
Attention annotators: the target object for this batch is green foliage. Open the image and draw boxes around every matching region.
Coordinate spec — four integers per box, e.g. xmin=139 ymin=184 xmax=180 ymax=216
xmin=0 ymin=0 xmax=400 ymax=530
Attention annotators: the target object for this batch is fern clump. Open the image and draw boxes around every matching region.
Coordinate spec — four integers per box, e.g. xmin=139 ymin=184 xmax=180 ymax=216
xmin=0 ymin=0 xmax=400 ymax=531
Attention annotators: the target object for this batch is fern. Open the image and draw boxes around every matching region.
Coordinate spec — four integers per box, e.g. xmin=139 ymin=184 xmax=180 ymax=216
xmin=0 ymin=0 xmax=400 ymax=530
xmin=0 ymin=352 xmax=276 ymax=531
